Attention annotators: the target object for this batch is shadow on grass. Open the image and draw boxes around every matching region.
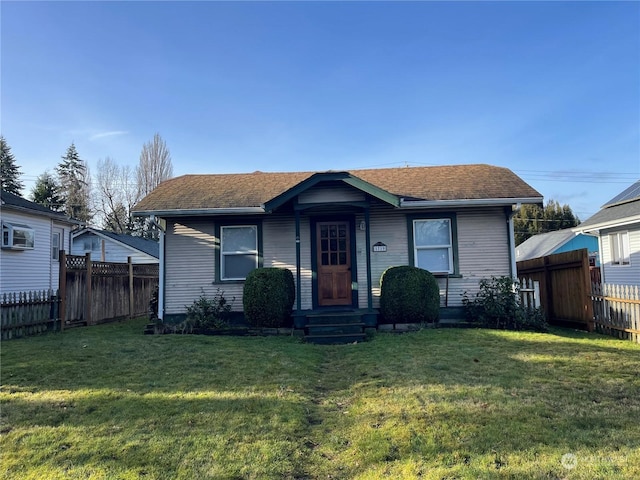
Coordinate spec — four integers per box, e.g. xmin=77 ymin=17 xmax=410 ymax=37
xmin=2 ymin=318 xmax=640 ymax=478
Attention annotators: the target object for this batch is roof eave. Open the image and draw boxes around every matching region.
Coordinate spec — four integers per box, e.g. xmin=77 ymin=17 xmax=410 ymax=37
xmin=132 ymin=207 xmax=266 ymax=218
xmin=574 ymin=214 xmax=640 ymax=234
xmin=399 ymin=197 xmax=543 ymax=209
xmin=2 ymin=204 xmax=83 ymax=225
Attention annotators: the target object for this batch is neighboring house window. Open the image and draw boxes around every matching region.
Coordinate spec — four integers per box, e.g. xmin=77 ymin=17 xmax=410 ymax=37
xmin=220 ymin=225 xmax=258 ymax=280
xmin=412 ymin=218 xmax=455 ymax=274
xmin=1 ymin=223 xmax=35 ymax=250
xmin=610 ymin=232 xmax=630 ymax=266
xmin=83 ymin=237 xmax=101 ymax=252
xmin=52 ymin=230 xmax=61 ymax=260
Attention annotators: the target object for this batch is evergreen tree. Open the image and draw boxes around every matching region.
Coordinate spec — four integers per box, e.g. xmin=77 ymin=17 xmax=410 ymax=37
xmin=56 ymin=143 xmax=92 ymax=222
xmin=31 ymin=171 xmax=64 ymax=211
xmin=513 ymin=200 xmax=580 ymax=245
xmin=0 ymin=136 xmax=24 ymax=195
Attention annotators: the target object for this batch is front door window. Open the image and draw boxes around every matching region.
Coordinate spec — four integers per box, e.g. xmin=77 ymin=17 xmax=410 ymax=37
xmin=317 ymin=221 xmax=352 ymax=306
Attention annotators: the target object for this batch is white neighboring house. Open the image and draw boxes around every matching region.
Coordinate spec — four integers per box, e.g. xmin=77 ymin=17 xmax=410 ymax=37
xmin=1 ymin=190 xmax=80 ymax=295
xmin=71 ymin=227 xmax=159 ymax=264
xmin=575 ymin=180 xmax=640 ymax=286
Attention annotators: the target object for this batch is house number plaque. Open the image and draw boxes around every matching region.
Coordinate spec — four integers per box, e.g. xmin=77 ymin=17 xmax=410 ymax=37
xmin=372 ymin=242 xmax=387 ymax=252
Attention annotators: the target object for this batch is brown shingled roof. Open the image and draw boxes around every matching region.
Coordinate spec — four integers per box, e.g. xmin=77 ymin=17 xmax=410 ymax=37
xmin=133 ymin=164 xmax=541 ymax=212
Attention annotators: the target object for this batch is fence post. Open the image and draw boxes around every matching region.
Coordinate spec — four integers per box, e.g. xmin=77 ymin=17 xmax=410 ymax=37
xmin=85 ymin=252 xmax=92 ymax=325
xmin=582 ymin=248 xmax=595 ymax=332
xmin=59 ymin=250 xmax=67 ymax=332
xmin=543 ymin=256 xmax=554 ymax=321
xmin=128 ymin=256 xmax=134 ymax=320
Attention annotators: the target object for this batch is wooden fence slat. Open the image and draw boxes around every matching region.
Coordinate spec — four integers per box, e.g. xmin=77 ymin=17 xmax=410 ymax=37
xmin=0 ymin=289 xmax=61 ymax=340
xmin=63 ymin=254 xmax=158 ymax=327
xmin=591 ymin=282 xmax=640 ymax=343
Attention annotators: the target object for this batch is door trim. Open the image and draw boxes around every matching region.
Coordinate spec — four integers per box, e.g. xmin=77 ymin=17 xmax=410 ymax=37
xmin=310 ymin=215 xmax=358 ymax=310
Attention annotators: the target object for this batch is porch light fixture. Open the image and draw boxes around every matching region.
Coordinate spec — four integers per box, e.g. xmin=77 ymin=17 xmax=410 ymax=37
xmin=359 ymin=220 xmax=366 ymax=231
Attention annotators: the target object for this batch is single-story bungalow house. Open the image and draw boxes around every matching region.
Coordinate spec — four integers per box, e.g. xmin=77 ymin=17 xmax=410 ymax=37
xmin=132 ymin=164 xmax=542 ymax=331
xmin=71 ymin=227 xmax=159 ymax=264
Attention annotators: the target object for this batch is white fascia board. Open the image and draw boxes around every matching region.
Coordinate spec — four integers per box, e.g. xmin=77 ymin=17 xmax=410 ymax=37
xmin=399 ymin=197 xmax=543 ymax=209
xmin=4 ymin=204 xmax=81 ymax=225
xmin=573 ymin=214 xmax=640 ymax=234
xmin=132 ymin=207 xmax=266 ymax=217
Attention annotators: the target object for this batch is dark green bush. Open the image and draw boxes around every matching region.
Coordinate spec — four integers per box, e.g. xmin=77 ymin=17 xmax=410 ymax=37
xmin=462 ymin=276 xmax=548 ymax=332
xmin=380 ymin=266 xmax=440 ymax=324
xmin=183 ymin=288 xmax=234 ymax=331
xmin=243 ymin=268 xmax=295 ymax=328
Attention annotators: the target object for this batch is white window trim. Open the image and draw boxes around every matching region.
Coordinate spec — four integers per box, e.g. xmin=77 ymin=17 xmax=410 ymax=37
xmin=413 ymin=218 xmax=454 ymax=274
xmin=2 ymin=222 xmax=35 ymax=250
xmin=220 ymin=225 xmax=258 ymax=281
xmin=610 ymin=231 xmax=630 ymax=266
xmin=52 ymin=230 xmax=62 ymax=260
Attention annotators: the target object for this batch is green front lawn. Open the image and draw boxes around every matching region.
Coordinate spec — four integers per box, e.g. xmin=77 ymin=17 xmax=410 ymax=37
xmin=1 ymin=319 xmax=639 ymax=479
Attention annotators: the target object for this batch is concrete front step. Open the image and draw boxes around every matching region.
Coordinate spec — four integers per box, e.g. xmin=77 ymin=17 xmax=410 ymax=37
xmin=305 ymin=332 xmax=366 ymax=345
xmin=307 ymin=323 xmax=365 ymax=335
xmin=306 ymin=314 xmax=363 ymax=325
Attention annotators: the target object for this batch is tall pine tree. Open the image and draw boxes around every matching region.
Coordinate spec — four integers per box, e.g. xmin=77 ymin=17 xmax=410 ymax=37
xmin=31 ymin=171 xmax=64 ymax=211
xmin=56 ymin=143 xmax=92 ymax=222
xmin=0 ymin=136 xmax=24 ymax=195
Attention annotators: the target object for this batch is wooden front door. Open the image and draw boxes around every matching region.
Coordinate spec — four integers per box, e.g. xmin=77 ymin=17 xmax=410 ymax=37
xmin=317 ymin=221 xmax=352 ymax=306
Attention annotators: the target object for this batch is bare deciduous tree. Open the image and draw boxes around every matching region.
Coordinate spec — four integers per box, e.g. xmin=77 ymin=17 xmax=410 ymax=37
xmin=137 ymin=133 xmax=173 ymax=198
xmin=95 ymin=157 xmax=139 ymax=233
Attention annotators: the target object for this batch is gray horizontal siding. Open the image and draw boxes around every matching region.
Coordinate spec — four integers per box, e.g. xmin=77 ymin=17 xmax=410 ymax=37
xmin=71 ymin=233 xmax=157 ymax=264
xmin=263 ymin=216 xmax=313 ymax=310
xmin=601 ymin=227 xmax=640 ymax=285
xmin=164 ymin=220 xmax=229 ymax=314
xmin=0 ymin=211 xmax=70 ymax=295
xmin=162 ymin=207 xmax=514 ymax=314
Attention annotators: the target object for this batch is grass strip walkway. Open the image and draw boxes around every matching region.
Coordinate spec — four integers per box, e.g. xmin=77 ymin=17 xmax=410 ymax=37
xmin=1 ymin=319 xmax=639 ymax=479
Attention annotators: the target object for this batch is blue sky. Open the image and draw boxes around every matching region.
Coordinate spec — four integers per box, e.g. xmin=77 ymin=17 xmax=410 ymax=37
xmin=2 ymin=1 xmax=639 ymax=219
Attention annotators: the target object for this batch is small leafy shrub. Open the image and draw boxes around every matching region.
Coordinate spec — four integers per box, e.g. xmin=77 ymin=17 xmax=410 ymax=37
xmin=149 ymin=284 xmax=159 ymax=322
xmin=182 ymin=288 xmax=234 ymax=332
xmin=380 ymin=266 xmax=440 ymax=324
xmin=462 ymin=276 xmax=548 ymax=332
xmin=243 ymin=268 xmax=295 ymax=328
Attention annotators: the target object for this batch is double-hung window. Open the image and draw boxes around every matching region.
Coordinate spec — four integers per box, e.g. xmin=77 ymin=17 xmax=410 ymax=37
xmin=52 ymin=230 xmax=62 ymax=260
xmin=413 ymin=218 xmax=454 ymax=274
xmin=610 ymin=232 xmax=630 ymax=266
xmin=220 ymin=225 xmax=258 ymax=280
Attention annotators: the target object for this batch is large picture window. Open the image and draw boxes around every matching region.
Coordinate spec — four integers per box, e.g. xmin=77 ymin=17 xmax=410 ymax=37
xmin=610 ymin=232 xmax=630 ymax=266
xmin=221 ymin=225 xmax=258 ymax=280
xmin=413 ymin=218 xmax=454 ymax=274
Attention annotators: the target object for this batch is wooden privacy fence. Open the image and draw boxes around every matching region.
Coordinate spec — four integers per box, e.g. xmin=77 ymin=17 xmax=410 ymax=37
xmin=591 ymin=283 xmax=640 ymax=343
xmin=517 ymin=248 xmax=594 ymax=331
xmin=61 ymin=252 xmax=159 ymax=326
xmin=1 ymin=290 xmax=61 ymax=340
xmin=1 ymin=252 xmax=159 ymax=339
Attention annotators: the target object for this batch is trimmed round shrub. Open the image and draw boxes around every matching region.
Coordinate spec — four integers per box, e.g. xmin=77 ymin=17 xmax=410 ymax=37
xmin=243 ymin=268 xmax=295 ymax=328
xmin=380 ymin=266 xmax=440 ymax=324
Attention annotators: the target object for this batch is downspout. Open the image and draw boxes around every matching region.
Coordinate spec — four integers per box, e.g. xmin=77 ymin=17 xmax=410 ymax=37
xmin=507 ymin=204 xmax=520 ymax=280
xmin=149 ymin=215 xmax=166 ymax=320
